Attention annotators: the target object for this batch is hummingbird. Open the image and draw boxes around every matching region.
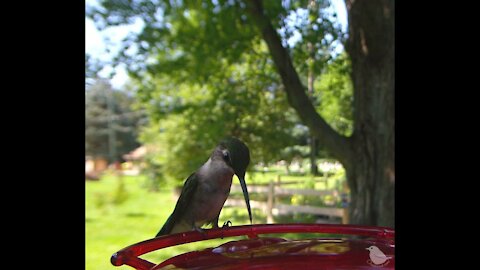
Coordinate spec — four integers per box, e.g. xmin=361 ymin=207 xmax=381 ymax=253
xmin=155 ymin=137 xmax=252 ymax=237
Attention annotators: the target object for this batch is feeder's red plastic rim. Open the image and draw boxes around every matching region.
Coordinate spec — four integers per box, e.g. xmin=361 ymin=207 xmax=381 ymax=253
xmin=111 ymin=223 xmax=395 ymax=270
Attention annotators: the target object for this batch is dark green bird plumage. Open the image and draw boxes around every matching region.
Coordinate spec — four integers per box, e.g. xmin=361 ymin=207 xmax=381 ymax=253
xmin=156 ymin=137 xmax=252 ymax=237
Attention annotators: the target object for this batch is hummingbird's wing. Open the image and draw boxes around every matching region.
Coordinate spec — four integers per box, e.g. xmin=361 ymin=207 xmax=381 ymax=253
xmin=155 ymin=173 xmax=199 ymax=236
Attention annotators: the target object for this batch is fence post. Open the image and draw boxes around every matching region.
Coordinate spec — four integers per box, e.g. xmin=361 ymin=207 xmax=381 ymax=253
xmin=342 ymin=208 xmax=349 ymax=224
xmin=267 ymin=179 xmax=274 ymax=223
xmin=341 ymin=191 xmax=349 ymax=224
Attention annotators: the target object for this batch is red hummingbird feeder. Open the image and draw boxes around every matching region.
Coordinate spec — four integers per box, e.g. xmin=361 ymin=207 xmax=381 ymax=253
xmin=111 ymin=223 xmax=395 ymax=270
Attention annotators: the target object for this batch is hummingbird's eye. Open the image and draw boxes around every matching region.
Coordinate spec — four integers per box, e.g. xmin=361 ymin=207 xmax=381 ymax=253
xmin=223 ymin=151 xmax=231 ymax=163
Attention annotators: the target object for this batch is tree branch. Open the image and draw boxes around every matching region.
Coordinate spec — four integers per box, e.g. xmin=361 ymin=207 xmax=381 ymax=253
xmin=246 ymin=0 xmax=352 ymax=164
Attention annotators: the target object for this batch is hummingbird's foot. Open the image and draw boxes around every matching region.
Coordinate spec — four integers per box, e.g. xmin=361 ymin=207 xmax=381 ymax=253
xmin=219 ymin=220 xmax=232 ymax=239
xmin=193 ymin=226 xmax=207 ymax=237
xmin=222 ymin=220 xmax=232 ymax=228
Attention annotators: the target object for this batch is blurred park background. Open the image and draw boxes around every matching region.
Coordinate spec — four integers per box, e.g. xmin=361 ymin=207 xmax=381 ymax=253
xmin=85 ymin=0 xmax=394 ymax=269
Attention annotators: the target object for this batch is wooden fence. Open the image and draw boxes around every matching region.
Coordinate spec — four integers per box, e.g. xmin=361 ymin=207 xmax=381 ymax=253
xmin=225 ymin=177 xmax=349 ymax=224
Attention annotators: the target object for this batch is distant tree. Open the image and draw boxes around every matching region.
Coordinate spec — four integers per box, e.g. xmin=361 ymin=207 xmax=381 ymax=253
xmin=85 ymin=79 xmax=144 ymax=163
xmin=315 ymin=52 xmax=353 ymax=137
xmin=85 ymin=53 xmax=104 ymax=87
xmin=134 ymin=54 xmax=301 ymax=182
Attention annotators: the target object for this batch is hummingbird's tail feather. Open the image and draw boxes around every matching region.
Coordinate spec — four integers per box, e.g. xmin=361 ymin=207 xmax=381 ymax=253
xmin=156 ymin=214 xmax=174 ymax=237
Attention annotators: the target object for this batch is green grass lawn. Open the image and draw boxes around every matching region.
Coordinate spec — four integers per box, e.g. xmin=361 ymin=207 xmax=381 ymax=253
xmin=85 ymin=169 xmax=346 ymax=270
xmin=86 ymin=173 xmax=266 ymax=270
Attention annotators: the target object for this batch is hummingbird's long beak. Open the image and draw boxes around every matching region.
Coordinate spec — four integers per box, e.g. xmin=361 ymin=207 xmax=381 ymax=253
xmin=239 ymin=176 xmax=252 ymax=224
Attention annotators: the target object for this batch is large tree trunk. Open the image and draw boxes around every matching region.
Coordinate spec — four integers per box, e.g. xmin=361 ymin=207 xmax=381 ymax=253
xmin=247 ymin=0 xmax=394 ymax=227
xmin=344 ymin=0 xmax=395 ymax=227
